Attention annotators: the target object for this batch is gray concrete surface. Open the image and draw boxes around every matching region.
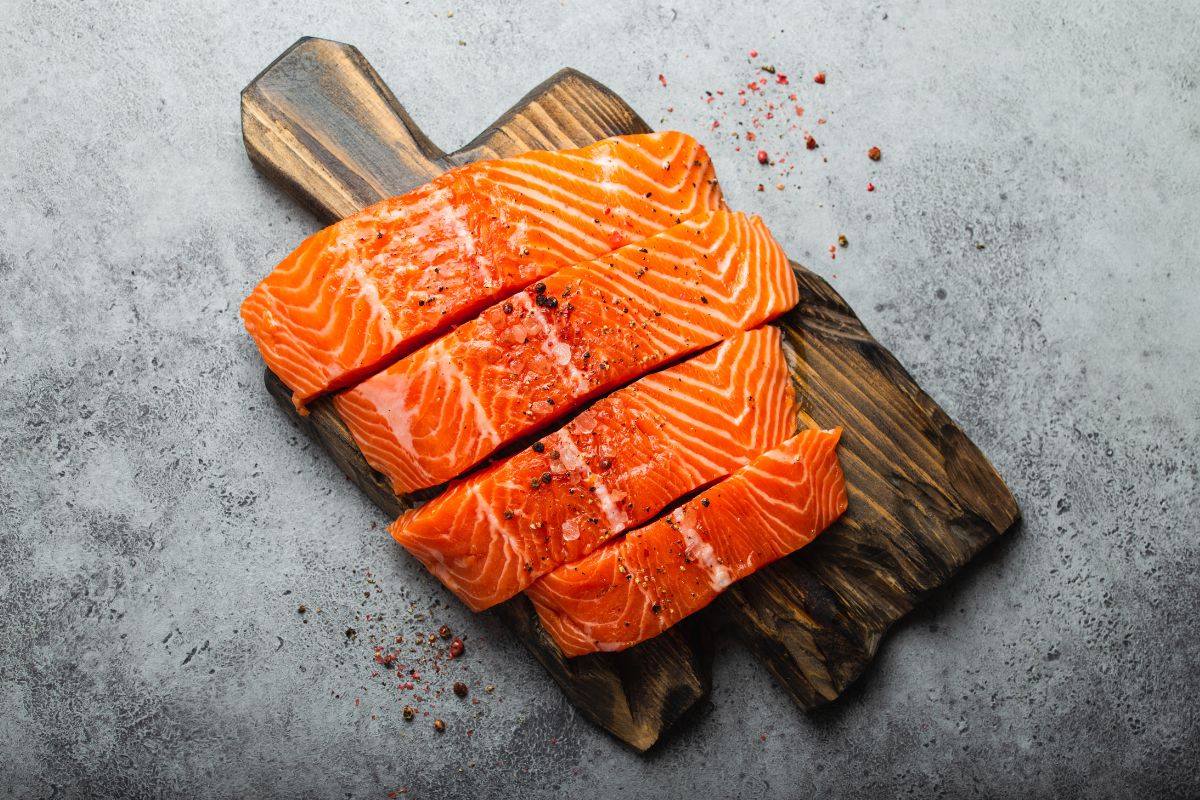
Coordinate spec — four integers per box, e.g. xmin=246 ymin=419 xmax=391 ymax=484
xmin=2 ymin=1 xmax=1197 ymax=797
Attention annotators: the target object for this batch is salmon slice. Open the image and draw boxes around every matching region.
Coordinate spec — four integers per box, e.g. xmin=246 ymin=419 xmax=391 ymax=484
xmin=388 ymin=326 xmax=799 ymax=611
xmin=526 ymin=428 xmax=847 ymax=657
xmin=241 ymin=132 xmax=723 ymax=407
xmin=334 ymin=210 xmax=799 ymax=495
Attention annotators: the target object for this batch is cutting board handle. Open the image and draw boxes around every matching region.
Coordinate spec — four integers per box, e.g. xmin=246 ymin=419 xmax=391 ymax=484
xmin=241 ymin=37 xmax=651 ymax=221
xmin=241 ymin=37 xmax=445 ymax=219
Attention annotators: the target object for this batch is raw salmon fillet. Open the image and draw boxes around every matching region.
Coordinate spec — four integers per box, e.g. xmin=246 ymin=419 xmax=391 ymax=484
xmin=388 ymin=326 xmax=799 ymax=611
xmin=241 ymin=132 xmax=723 ymax=407
xmin=334 ymin=210 xmax=799 ymax=495
xmin=526 ymin=428 xmax=847 ymax=656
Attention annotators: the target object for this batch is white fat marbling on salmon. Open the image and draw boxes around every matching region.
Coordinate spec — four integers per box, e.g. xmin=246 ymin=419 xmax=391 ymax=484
xmin=673 ymin=507 xmax=733 ymax=592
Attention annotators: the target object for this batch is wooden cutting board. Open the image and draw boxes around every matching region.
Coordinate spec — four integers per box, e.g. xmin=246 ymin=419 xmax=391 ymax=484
xmin=241 ymin=37 xmax=1020 ymax=751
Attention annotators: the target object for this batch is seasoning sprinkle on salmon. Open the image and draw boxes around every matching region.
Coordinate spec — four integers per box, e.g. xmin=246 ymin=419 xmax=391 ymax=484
xmin=333 ymin=210 xmax=799 ymax=495
xmin=388 ymin=326 xmax=799 ymax=610
xmin=526 ymin=427 xmax=848 ymax=656
xmin=241 ymin=132 xmax=723 ymax=408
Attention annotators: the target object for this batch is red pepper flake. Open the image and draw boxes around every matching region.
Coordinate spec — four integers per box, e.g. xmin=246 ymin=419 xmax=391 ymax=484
xmin=868 ymin=146 xmax=882 ymax=161
xmin=666 ymin=106 xmax=673 ymax=112
xmin=756 ymin=184 xmax=764 ymax=192
xmin=794 ymin=105 xmax=805 ymax=117
xmin=805 ymin=135 xmax=818 ymax=150
xmin=658 ymin=73 xmax=667 ymax=87
xmin=776 ymin=74 xmax=789 ymax=84
xmin=813 ymin=71 xmax=826 ymax=84
xmin=711 ymin=120 xmax=720 ymax=129
xmin=746 ymin=131 xmax=757 ymax=142
xmin=739 ymin=97 xmax=747 ymax=106
xmin=867 ymin=182 xmax=876 ymax=192
xmin=749 ymin=49 xmax=758 ymax=57
xmin=756 ymin=149 xmax=769 ymax=164
xmin=448 ymin=638 xmax=465 ymax=659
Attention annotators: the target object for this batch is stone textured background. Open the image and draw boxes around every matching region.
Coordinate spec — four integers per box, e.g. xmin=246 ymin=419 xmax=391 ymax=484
xmin=2 ymin=1 xmax=1197 ymax=797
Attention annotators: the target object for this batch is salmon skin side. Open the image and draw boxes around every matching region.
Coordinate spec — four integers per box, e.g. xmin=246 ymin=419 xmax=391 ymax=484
xmin=525 ymin=428 xmax=848 ymax=657
xmin=240 ymin=132 xmax=723 ymax=408
xmin=333 ymin=209 xmax=800 ymax=495
xmin=388 ymin=326 xmax=799 ymax=611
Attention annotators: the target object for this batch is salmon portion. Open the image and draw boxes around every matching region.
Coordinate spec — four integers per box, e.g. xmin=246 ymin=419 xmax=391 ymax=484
xmin=388 ymin=326 xmax=799 ymax=611
xmin=334 ymin=210 xmax=799 ymax=495
xmin=241 ymin=132 xmax=723 ymax=407
xmin=526 ymin=428 xmax=847 ymax=657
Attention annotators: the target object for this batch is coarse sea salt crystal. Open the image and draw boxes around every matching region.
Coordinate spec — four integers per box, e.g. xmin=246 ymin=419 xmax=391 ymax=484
xmin=561 ymin=517 xmax=582 ymax=542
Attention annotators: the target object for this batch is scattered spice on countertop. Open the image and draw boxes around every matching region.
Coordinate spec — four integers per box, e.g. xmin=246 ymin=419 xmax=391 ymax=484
xmin=838 ymin=234 xmax=849 ymax=248
xmin=813 ymin=71 xmax=826 ymax=84
xmin=868 ymin=146 xmax=881 ymax=161
xmin=296 ymin=565 xmax=499 ymax=736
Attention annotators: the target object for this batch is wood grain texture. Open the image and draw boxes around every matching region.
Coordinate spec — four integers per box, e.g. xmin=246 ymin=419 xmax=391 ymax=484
xmin=244 ymin=37 xmax=705 ymax=752
xmin=714 ymin=271 xmax=1020 ymax=708
xmin=241 ymin=36 xmax=1019 ymax=745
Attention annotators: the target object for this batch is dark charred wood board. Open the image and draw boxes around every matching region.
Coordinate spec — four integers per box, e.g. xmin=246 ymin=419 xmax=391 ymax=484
xmin=241 ymin=37 xmax=1019 ymax=751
